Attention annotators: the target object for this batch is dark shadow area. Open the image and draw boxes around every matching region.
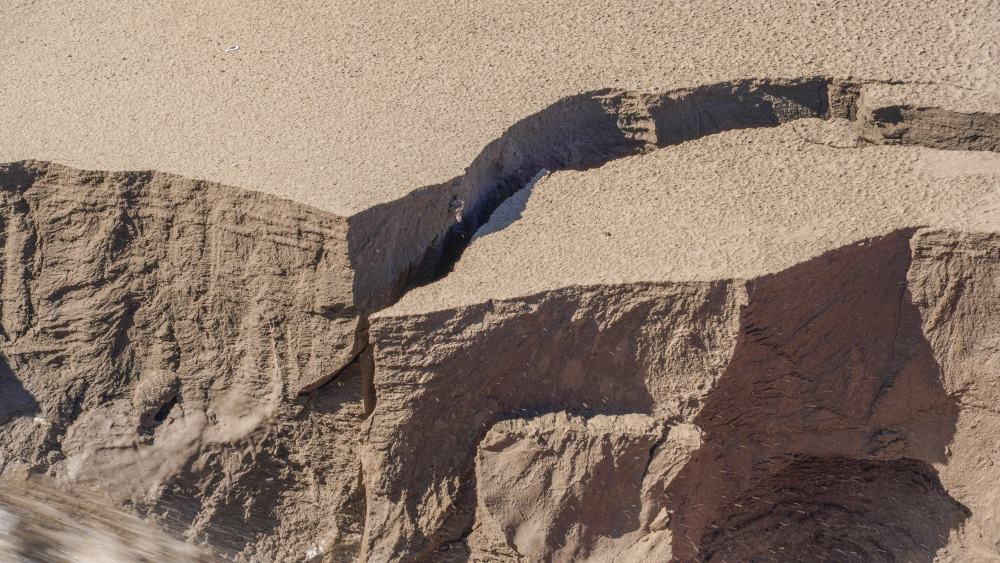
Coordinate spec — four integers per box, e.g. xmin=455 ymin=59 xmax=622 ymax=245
xmin=467 ymin=170 xmax=540 ymax=242
xmin=0 ymin=161 xmax=43 ymax=194
xmin=649 ymin=78 xmax=828 ymax=146
xmin=699 ymin=456 xmax=969 ymax=562
xmin=664 ymin=230 xmax=965 ymax=561
xmin=0 ymin=353 xmax=39 ymax=425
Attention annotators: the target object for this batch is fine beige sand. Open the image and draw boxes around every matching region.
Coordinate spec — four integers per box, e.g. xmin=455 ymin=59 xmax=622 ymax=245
xmin=3 ymin=1 xmax=1000 ymax=215
xmin=391 ymin=118 xmax=1000 ymax=314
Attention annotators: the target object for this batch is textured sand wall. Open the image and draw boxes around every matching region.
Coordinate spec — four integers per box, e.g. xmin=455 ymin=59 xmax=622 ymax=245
xmin=0 ymin=76 xmax=996 ymax=561
xmin=0 ymin=162 xmax=364 ymax=560
xmin=366 ymin=229 xmax=1000 ymax=561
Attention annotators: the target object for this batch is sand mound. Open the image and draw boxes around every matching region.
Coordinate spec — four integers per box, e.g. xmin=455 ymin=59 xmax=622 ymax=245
xmin=1 ymin=3 xmax=1000 ymax=559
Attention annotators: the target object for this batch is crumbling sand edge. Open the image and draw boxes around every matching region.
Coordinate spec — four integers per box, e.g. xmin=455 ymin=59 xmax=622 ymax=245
xmin=349 ymin=77 xmax=1000 ymax=336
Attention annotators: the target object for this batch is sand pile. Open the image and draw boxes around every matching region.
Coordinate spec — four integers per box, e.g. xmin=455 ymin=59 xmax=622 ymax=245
xmin=365 ymin=118 xmax=1000 ymax=561
xmin=0 ymin=2 xmax=998 ymax=562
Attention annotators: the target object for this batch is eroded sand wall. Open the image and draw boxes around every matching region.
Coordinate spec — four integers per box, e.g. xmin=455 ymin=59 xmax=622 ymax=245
xmin=364 ymin=230 xmax=1000 ymax=561
xmin=0 ymin=77 xmax=997 ymax=561
xmin=0 ymin=161 xmax=364 ymax=560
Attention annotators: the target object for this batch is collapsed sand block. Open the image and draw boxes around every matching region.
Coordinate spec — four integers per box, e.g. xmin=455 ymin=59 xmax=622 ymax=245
xmin=857 ymin=83 xmax=1000 ymax=152
xmin=363 ymin=122 xmax=1000 ymax=560
xmin=366 ymin=229 xmax=1000 ymax=561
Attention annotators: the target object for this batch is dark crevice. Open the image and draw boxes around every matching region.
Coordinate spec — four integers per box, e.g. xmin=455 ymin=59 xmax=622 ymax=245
xmin=0 ymin=352 xmax=38 ymax=427
xmin=414 ymin=77 xmax=836 ymax=287
xmin=696 ymin=456 xmax=969 ymax=562
xmin=152 ymin=395 xmax=178 ymax=424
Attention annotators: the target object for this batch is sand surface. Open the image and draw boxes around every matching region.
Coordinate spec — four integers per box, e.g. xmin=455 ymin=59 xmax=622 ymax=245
xmin=391 ymin=119 xmax=1000 ymax=314
xmin=3 ymin=1 xmax=1000 ymax=215
xmin=4 ymin=3 xmax=1000 ymax=561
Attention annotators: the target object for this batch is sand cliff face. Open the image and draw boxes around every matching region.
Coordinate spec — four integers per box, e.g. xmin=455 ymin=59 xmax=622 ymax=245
xmin=0 ymin=162 xmax=366 ymax=559
xmin=363 ymin=231 xmax=1000 ymax=562
xmin=361 ymin=89 xmax=1000 ymax=561
xmin=0 ymin=76 xmax=997 ymax=562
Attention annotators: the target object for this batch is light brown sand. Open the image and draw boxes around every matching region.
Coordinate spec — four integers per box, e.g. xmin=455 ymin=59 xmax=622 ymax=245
xmin=390 ymin=119 xmax=1000 ymax=314
xmin=2 ymin=1 xmax=999 ymax=215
